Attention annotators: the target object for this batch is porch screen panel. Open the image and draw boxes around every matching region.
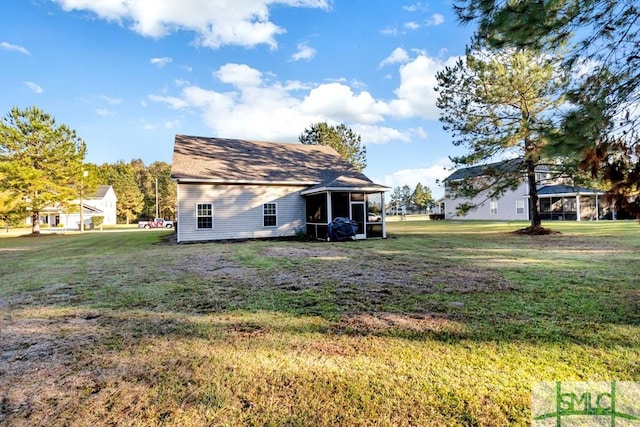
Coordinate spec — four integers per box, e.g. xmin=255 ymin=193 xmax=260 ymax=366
xmin=331 ymin=192 xmax=349 ymax=218
xmin=305 ymin=194 xmax=327 ymax=223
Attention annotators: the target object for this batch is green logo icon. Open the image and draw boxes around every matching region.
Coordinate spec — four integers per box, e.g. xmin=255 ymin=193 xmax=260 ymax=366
xmin=532 ymin=381 xmax=640 ymax=426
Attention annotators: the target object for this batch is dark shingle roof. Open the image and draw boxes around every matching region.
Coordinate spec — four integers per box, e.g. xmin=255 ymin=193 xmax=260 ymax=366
xmin=444 ymin=158 xmax=523 ymax=181
xmin=301 ymin=175 xmax=389 ymax=195
xmin=94 ymin=185 xmax=112 ymax=198
xmin=537 ymin=185 xmax=604 ymax=195
xmin=171 ymin=135 xmax=378 ymax=186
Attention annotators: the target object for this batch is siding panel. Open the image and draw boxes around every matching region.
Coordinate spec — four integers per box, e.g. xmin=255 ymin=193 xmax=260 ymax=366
xmin=443 ymin=182 xmax=530 ymax=220
xmin=177 ymin=184 xmax=306 ymax=242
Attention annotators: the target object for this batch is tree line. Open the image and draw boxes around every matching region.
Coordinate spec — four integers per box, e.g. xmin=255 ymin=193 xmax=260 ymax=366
xmin=0 ymin=106 xmax=176 ymax=232
xmin=90 ymin=159 xmax=176 ymax=224
xmin=388 ymin=183 xmax=436 ymax=214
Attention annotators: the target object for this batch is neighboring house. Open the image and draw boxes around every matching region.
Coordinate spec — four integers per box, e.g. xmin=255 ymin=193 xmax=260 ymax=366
xmin=28 ymin=185 xmax=118 ymax=228
xmin=440 ymin=159 xmax=606 ymax=221
xmin=170 ymin=135 xmax=390 ymax=243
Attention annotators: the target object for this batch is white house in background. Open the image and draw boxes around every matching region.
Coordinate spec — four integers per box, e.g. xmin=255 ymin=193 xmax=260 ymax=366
xmin=29 ymin=185 xmax=118 ymax=229
xmin=440 ymin=159 xmax=606 ymax=221
xmin=170 ymin=135 xmax=390 ymax=243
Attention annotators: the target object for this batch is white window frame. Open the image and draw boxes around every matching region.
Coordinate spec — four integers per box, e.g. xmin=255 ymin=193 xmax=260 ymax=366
xmin=516 ymin=200 xmax=525 ymax=215
xmin=263 ymin=203 xmax=277 ymax=227
xmin=490 ymin=201 xmax=498 ymax=216
xmin=196 ymin=203 xmax=213 ymax=229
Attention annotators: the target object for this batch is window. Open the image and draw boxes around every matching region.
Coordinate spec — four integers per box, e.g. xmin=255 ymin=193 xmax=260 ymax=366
xmin=263 ymin=203 xmax=277 ymax=227
xmin=197 ymin=203 xmax=213 ymax=229
xmin=516 ymin=200 xmax=525 ymax=215
xmin=490 ymin=201 xmax=498 ymax=215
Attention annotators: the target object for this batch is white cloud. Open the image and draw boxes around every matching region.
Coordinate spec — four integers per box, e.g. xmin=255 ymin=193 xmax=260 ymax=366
xmin=380 ymin=27 xmax=403 ymax=37
xmin=151 ymin=57 xmax=173 ymax=68
xmin=291 ymin=42 xmax=316 ymax=62
xmin=352 ymin=124 xmax=411 ymax=145
xmin=96 ymin=108 xmax=113 ymax=116
xmin=404 ymin=21 xmax=420 ymax=30
xmin=215 ymin=63 xmax=263 ymax=87
xmin=175 ymin=79 xmax=190 ymax=87
xmin=99 ymin=95 xmax=122 ymax=104
xmin=403 ymin=2 xmax=429 ymax=12
xmin=146 ymin=53 xmax=459 ymax=144
xmin=390 ymin=54 xmax=459 ymax=119
xmin=1 ymin=42 xmax=30 ymax=55
xmin=148 ymin=94 xmax=189 ymax=109
xmin=426 ymin=13 xmax=444 ymax=26
xmin=301 ymin=82 xmax=390 ymax=124
xmin=24 ymin=82 xmax=43 ymax=94
xmin=53 ymin=0 xmax=331 ymax=49
xmin=379 ymin=47 xmax=410 ymax=68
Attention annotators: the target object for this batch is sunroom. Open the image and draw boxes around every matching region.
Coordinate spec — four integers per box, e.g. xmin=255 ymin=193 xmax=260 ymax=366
xmin=300 ymin=175 xmax=389 ymax=240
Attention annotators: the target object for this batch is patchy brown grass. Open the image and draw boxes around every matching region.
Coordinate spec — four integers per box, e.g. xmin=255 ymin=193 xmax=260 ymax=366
xmin=1 ymin=222 xmax=639 ymax=426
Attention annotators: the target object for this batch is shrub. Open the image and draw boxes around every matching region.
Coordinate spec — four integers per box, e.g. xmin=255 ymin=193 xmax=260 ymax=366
xmin=92 ymin=216 xmax=104 ymax=228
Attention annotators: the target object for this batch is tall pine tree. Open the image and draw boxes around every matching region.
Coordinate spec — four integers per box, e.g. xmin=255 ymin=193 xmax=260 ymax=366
xmin=436 ymin=48 xmax=568 ymax=230
xmin=0 ymin=106 xmax=86 ymax=234
xmin=299 ymin=122 xmax=367 ymax=171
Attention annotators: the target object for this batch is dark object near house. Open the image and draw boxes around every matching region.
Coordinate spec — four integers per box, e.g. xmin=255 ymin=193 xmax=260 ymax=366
xmin=327 ymin=217 xmax=358 ymax=241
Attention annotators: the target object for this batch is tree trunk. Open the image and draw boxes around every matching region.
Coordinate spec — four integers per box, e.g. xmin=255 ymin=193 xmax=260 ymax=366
xmin=526 ymin=159 xmax=541 ymax=228
xmin=31 ymin=212 xmax=41 ymax=234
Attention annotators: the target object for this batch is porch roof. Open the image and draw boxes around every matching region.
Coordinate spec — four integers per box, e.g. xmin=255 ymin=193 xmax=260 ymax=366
xmin=300 ymin=175 xmax=390 ymax=196
xmin=537 ymin=185 xmax=604 ymax=197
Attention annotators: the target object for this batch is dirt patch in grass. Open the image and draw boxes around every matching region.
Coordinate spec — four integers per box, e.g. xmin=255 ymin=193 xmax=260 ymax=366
xmin=336 ymin=312 xmax=465 ymax=336
xmin=0 ymin=312 xmax=106 ymax=425
xmin=513 ymin=226 xmax=560 ymax=235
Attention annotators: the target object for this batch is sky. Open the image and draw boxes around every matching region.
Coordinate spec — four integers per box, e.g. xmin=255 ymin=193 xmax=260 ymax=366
xmin=1 ymin=0 xmax=476 ymax=199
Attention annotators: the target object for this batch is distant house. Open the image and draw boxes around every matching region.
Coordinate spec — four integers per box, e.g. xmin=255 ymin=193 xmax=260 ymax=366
xmin=440 ymin=159 xmax=606 ymax=221
xmin=170 ymin=135 xmax=390 ymax=243
xmin=29 ymin=185 xmax=118 ymax=229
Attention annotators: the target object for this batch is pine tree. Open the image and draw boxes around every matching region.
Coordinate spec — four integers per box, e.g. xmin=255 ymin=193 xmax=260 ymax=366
xmin=436 ymin=48 xmax=568 ymax=229
xmin=0 ymin=106 xmax=86 ymax=234
xmin=299 ymin=122 xmax=367 ymax=171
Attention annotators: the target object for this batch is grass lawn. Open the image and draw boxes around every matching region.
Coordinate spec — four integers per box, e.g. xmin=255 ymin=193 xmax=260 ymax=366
xmin=1 ymin=221 xmax=638 ymax=426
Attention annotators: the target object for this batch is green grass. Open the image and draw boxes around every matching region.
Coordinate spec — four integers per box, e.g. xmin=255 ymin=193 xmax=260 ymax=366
xmin=0 ymin=221 xmax=638 ymax=426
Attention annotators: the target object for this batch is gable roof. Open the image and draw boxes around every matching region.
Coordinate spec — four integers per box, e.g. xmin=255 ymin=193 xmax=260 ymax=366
xmin=171 ymin=135 xmax=389 ymax=192
xmin=444 ymin=158 xmax=523 ymax=181
xmin=95 ymin=185 xmax=111 ymax=198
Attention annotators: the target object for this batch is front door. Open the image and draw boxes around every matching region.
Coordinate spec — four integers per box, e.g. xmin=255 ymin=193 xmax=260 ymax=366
xmin=350 ymin=201 xmax=366 ymax=240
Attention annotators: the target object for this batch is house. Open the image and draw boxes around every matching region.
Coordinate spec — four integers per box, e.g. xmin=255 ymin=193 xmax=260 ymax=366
xmin=440 ymin=159 xmax=606 ymax=221
xmin=29 ymin=185 xmax=118 ymax=229
xmin=170 ymin=135 xmax=390 ymax=243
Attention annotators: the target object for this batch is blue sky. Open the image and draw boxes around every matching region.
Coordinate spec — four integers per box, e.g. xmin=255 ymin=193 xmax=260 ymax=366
xmin=1 ymin=1 xmax=475 ymax=198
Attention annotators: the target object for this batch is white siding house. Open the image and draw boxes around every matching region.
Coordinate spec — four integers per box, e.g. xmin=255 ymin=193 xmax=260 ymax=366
xmin=441 ymin=159 xmax=605 ymax=221
xmin=171 ymin=135 xmax=390 ymax=243
xmin=29 ymin=185 xmax=118 ymax=229
xmin=442 ymin=180 xmax=531 ymax=221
